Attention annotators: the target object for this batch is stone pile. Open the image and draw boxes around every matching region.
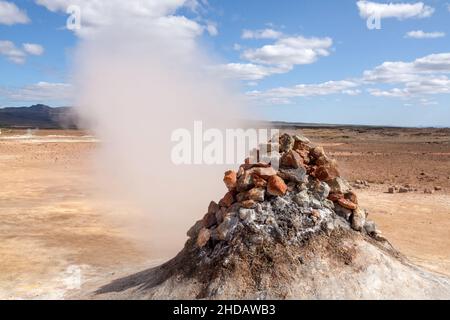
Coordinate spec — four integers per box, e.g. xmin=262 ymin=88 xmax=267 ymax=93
xmin=188 ymin=133 xmax=385 ymax=251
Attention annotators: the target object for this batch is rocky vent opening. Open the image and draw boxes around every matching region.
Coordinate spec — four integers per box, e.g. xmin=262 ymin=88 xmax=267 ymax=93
xmin=96 ymin=133 xmax=450 ymax=300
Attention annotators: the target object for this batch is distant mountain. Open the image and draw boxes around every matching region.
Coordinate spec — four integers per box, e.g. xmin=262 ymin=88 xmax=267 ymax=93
xmin=0 ymin=104 xmax=78 ymax=129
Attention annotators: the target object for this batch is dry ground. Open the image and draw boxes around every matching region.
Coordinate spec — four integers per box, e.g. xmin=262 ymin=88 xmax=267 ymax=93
xmin=0 ymin=127 xmax=449 ymax=299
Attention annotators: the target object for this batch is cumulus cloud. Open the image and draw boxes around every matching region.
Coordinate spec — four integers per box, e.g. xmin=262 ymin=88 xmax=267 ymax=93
xmin=0 ymin=40 xmax=26 ymax=64
xmin=23 ymin=43 xmax=45 ymax=55
xmin=247 ymin=80 xmax=359 ymax=104
xmin=241 ymin=28 xmax=283 ymax=40
xmin=213 ymin=63 xmax=292 ymax=81
xmin=34 ymin=0 xmax=211 ymax=41
xmin=0 ymin=41 xmax=45 ymax=64
xmin=357 ymin=1 xmax=434 ymax=20
xmin=220 ymin=33 xmax=333 ymax=81
xmin=0 ymin=0 xmax=30 ymax=25
xmin=364 ymin=53 xmax=450 ymax=97
xmin=1 ymin=82 xmax=74 ymax=104
xmin=405 ymin=30 xmax=445 ymax=39
xmin=242 ymin=36 xmax=333 ymax=66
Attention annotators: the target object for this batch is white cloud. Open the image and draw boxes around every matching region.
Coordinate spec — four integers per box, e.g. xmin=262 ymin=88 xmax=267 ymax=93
xmin=213 ymin=63 xmax=292 ymax=81
xmin=0 ymin=41 xmax=45 ymax=64
xmin=2 ymin=82 xmax=74 ymax=103
xmin=35 ymin=0 xmax=209 ymax=41
xmin=0 ymin=40 xmax=26 ymax=64
xmin=0 ymin=1 xmax=30 ymax=25
xmin=206 ymin=22 xmax=218 ymax=36
xmin=242 ymin=36 xmax=333 ymax=66
xmin=241 ymin=28 xmax=283 ymax=40
xmin=405 ymin=30 xmax=445 ymax=39
xmin=363 ymin=53 xmax=450 ymax=83
xmin=247 ymin=80 xmax=359 ymax=104
xmin=364 ymin=53 xmax=450 ymax=98
xmin=23 ymin=43 xmax=45 ymax=55
xmin=357 ymin=1 xmax=434 ymax=20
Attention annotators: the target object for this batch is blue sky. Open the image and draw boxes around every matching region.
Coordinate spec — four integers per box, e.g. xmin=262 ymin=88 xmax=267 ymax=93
xmin=0 ymin=0 xmax=449 ymax=126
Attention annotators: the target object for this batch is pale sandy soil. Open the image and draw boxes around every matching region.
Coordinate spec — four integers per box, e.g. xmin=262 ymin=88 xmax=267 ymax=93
xmin=0 ymin=128 xmax=448 ymax=299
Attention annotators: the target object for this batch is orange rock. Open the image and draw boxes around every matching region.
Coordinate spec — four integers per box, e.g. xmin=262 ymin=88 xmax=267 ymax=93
xmin=267 ymin=175 xmax=288 ymax=196
xmin=240 ymin=200 xmax=256 ymax=209
xmin=252 ymin=173 xmax=267 ymax=188
xmin=223 ymin=170 xmax=237 ymax=190
xmin=337 ymin=198 xmax=358 ymax=210
xmin=247 ymin=187 xmax=265 ymax=202
xmin=196 ymin=227 xmax=211 ymax=248
xmin=314 ymin=164 xmax=340 ymax=181
xmin=252 ymin=166 xmax=277 ymax=179
xmin=280 ymin=150 xmax=303 ymax=169
xmin=219 ymin=191 xmax=235 ymax=207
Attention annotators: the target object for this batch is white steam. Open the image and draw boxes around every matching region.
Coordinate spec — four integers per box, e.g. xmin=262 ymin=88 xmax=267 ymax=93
xmin=74 ymin=27 xmax=247 ymax=258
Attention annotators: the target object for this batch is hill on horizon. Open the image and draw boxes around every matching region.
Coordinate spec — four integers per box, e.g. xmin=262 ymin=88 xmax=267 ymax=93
xmin=0 ymin=104 xmax=78 ymax=129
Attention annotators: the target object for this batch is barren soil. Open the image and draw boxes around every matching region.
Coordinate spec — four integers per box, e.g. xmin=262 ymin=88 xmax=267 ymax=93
xmin=0 ymin=127 xmax=449 ymax=299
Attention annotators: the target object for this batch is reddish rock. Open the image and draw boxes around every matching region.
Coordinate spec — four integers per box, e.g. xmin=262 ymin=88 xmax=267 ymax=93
xmin=208 ymin=201 xmax=220 ymax=214
xmin=240 ymin=200 xmax=257 ymax=209
xmin=280 ymin=150 xmax=303 ymax=169
xmin=314 ymin=164 xmax=340 ymax=181
xmin=344 ymin=191 xmax=358 ymax=204
xmin=240 ymin=162 xmax=271 ymax=171
xmin=219 ymin=191 xmax=235 ymax=207
xmin=223 ymin=170 xmax=237 ymax=191
xmin=196 ymin=227 xmax=211 ymax=248
xmin=252 ymin=173 xmax=267 ymax=188
xmin=328 ymin=193 xmax=344 ymax=202
xmin=202 ymin=211 xmax=217 ymax=228
xmin=247 ymin=188 xmax=265 ymax=202
xmin=236 ymin=170 xmax=254 ymax=192
xmin=267 ymin=175 xmax=288 ymax=196
xmin=252 ymin=166 xmax=277 ymax=179
xmin=337 ymin=198 xmax=358 ymax=210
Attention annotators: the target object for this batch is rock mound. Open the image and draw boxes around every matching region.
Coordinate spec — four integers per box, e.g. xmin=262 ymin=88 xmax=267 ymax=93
xmin=96 ymin=133 xmax=450 ymax=299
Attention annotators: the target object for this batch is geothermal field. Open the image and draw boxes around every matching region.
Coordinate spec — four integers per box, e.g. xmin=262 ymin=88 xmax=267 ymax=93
xmin=0 ymin=127 xmax=449 ymax=299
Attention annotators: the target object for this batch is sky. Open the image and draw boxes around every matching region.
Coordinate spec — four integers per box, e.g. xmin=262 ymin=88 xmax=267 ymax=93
xmin=0 ymin=0 xmax=449 ymax=126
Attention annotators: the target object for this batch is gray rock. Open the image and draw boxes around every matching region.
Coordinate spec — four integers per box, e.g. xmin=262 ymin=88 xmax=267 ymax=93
xmin=216 ymin=216 xmax=239 ymax=241
xmin=279 ymin=167 xmax=307 ymax=183
xmin=279 ymin=133 xmax=294 ymax=153
xmin=334 ymin=204 xmax=352 ymax=221
xmin=351 ymin=208 xmax=366 ymax=231
xmin=322 ymin=199 xmax=335 ymax=210
xmin=327 ymin=177 xmax=351 ymax=194
xmin=239 ymin=208 xmax=256 ymax=222
xmin=310 ymin=198 xmax=323 ymax=209
xmin=293 ymin=134 xmax=311 ymax=145
xmin=314 ymin=181 xmax=331 ymax=200
xmin=293 ymin=190 xmax=310 ymax=207
xmin=364 ymin=220 xmax=377 ymax=235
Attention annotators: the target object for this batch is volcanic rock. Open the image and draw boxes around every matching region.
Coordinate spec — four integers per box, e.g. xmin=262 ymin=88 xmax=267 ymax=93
xmin=223 ymin=170 xmax=237 ymax=191
xmin=267 ymin=175 xmax=288 ymax=196
xmin=279 ymin=133 xmax=294 ymax=153
xmin=96 ymin=133 xmax=450 ymax=300
xmin=196 ymin=228 xmax=211 ymax=248
xmin=280 ymin=150 xmax=303 ymax=169
xmin=219 ymin=191 xmax=235 ymax=207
